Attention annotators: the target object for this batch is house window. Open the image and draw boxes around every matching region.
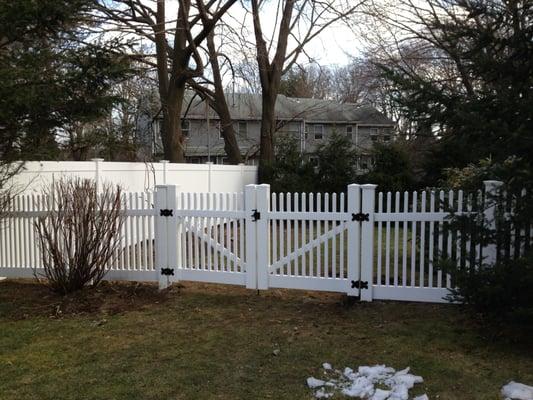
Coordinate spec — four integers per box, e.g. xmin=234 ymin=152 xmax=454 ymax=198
xmin=238 ymin=121 xmax=248 ymax=138
xmin=370 ymin=127 xmax=380 ymax=142
xmin=181 ymin=119 xmax=190 ymax=137
xmin=383 ymin=134 xmax=391 ymax=142
xmin=346 ymin=125 xmax=353 ymax=138
xmin=313 ymin=124 xmax=324 ymax=140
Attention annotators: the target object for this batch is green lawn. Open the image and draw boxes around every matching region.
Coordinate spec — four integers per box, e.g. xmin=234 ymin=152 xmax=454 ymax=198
xmin=0 ymin=280 xmax=532 ymax=400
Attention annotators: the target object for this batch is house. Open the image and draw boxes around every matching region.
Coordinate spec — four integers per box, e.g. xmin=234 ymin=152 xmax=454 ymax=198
xmin=150 ymin=93 xmax=395 ymax=169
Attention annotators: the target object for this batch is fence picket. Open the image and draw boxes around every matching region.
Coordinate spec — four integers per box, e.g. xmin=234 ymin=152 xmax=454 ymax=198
xmin=410 ymin=191 xmax=417 ymax=287
xmin=377 ymin=192 xmax=383 ymax=285
xmin=385 ymin=192 xmax=392 ymax=285
xmin=393 ymin=192 xmax=400 ymax=286
xmin=428 ymin=191 xmax=435 ymax=287
xmin=419 ymin=191 xmax=426 ymax=287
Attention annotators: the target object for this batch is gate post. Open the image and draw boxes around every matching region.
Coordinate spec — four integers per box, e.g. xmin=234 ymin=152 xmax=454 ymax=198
xmin=360 ymin=184 xmax=377 ymax=302
xmin=155 ymin=185 xmax=169 ymax=289
xmin=244 ymin=185 xmax=258 ymax=289
xmin=255 ymin=184 xmax=270 ymax=290
xmin=154 ymin=184 xmax=179 ymax=290
xmin=347 ymin=184 xmax=361 ymax=297
xmin=483 ymin=180 xmax=503 ymax=265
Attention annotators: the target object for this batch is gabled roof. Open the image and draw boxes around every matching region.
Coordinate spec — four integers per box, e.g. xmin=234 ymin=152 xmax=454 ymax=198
xmin=182 ymin=92 xmax=395 ymax=125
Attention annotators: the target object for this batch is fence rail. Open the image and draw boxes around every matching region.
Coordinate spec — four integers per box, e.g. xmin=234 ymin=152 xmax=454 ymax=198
xmin=0 ymin=180 xmax=530 ymax=303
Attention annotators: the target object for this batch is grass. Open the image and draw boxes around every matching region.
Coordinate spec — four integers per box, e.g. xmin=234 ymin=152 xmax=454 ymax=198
xmin=1 ymin=280 xmax=532 ymax=400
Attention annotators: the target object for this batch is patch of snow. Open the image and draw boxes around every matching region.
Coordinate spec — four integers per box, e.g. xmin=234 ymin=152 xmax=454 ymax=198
xmin=307 ymin=377 xmax=326 ymax=388
xmin=307 ymin=363 xmax=427 ymax=399
xmin=501 ymin=381 xmax=533 ymax=400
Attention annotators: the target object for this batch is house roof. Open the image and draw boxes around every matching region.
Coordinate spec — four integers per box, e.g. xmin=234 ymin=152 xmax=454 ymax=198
xmin=182 ymin=92 xmax=395 ymax=126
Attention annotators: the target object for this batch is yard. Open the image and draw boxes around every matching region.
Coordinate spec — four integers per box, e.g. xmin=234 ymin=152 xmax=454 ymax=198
xmin=1 ymin=280 xmax=532 ymax=400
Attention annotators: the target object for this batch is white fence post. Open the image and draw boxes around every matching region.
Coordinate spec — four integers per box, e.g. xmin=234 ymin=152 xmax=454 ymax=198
xmin=256 ymin=184 xmax=270 ymax=290
xmin=160 ymin=160 xmax=169 ymax=184
xmin=207 ymin=162 xmax=213 ymax=192
xmin=483 ymin=180 xmax=503 ymax=265
xmin=346 ymin=184 xmax=361 ymax=296
xmin=154 ymin=184 xmax=179 ymax=289
xmin=92 ymin=158 xmax=103 ymax=192
xmin=155 ymin=185 xmax=169 ymax=289
xmin=360 ymin=184 xmax=377 ymax=302
xmin=244 ymin=184 xmax=257 ymax=289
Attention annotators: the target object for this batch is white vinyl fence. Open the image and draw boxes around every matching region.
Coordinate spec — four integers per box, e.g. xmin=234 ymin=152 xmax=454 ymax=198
xmin=1 ymin=181 xmax=531 ymax=303
xmin=10 ymin=159 xmax=257 ymax=193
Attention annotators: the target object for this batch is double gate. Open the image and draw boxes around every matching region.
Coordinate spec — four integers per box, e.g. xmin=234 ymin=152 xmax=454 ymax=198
xmin=156 ymin=184 xmax=365 ymax=296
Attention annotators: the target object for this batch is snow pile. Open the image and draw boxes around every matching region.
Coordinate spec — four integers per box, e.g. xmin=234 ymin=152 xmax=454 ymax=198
xmin=307 ymin=364 xmax=427 ymax=400
xmin=501 ymin=381 xmax=533 ymax=400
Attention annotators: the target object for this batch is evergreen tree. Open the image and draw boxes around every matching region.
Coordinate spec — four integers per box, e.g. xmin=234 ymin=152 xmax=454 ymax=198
xmin=0 ymin=0 xmax=131 ymax=177
xmin=374 ymin=1 xmax=533 ymax=183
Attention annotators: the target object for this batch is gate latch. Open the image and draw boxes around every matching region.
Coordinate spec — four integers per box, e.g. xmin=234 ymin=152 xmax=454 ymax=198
xmin=160 ymin=209 xmax=173 ymax=217
xmin=351 ymin=280 xmax=369 ymax=289
xmin=161 ymin=268 xmax=174 ymax=276
xmin=352 ymin=212 xmax=369 ymax=222
xmin=251 ymin=209 xmax=261 ymax=221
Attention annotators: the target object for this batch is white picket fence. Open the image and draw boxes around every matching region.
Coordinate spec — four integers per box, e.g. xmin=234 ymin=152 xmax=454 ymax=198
xmin=0 ymin=181 xmax=531 ymax=303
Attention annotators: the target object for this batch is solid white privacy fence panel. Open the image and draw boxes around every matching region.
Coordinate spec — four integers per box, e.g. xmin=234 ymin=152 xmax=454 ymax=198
xmin=10 ymin=159 xmax=257 ymax=193
xmin=1 ymin=180 xmax=531 ymax=303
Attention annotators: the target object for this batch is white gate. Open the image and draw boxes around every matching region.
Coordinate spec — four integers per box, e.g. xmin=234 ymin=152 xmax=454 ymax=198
xmin=156 ymin=184 xmax=372 ymax=299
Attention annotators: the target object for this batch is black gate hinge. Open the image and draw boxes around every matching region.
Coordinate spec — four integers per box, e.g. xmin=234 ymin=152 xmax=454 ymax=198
xmin=251 ymin=209 xmax=261 ymax=221
xmin=351 ymin=280 xmax=369 ymax=289
xmin=161 ymin=268 xmax=174 ymax=276
xmin=352 ymin=212 xmax=369 ymax=222
xmin=160 ymin=209 xmax=173 ymax=217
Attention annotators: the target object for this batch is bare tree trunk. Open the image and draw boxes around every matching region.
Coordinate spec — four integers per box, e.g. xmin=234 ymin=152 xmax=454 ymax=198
xmin=251 ymin=0 xmax=294 ymax=182
xmin=161 ymin=85 xmax=186 ymax=162
xmin=206 ymin=32 xmax=242 ymax=164
xmin=258 ymin=91 xmax=277 ymax=178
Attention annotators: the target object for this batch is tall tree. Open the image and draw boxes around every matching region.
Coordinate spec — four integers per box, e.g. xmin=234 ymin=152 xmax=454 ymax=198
xmin=97 ymin=0 xmax=237 ymax=162
xmin=247 ymin=0 xmax=364 ymax=181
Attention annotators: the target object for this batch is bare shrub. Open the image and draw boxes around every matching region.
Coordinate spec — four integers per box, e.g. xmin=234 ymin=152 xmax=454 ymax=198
xmin=35 ymin=178 xmax=124 ymax=294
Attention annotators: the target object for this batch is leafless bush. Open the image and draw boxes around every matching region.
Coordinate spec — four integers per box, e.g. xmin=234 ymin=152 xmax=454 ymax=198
xmin=35 ymin=178 xmax=124 ymax=294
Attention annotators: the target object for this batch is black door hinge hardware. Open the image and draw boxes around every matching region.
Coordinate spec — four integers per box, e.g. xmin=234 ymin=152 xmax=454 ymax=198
xmin=251 ymin=209 xmax=261 ymax=221
xmin=160 ymin=209 xmax=173 ymax=217
xmin=351 ymin=280 xmax=369 ymax=289
xmin=352 ymin=212 xmax=369 ymax=222
xmin=161 ymin=268 xmax=174 ymax=276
